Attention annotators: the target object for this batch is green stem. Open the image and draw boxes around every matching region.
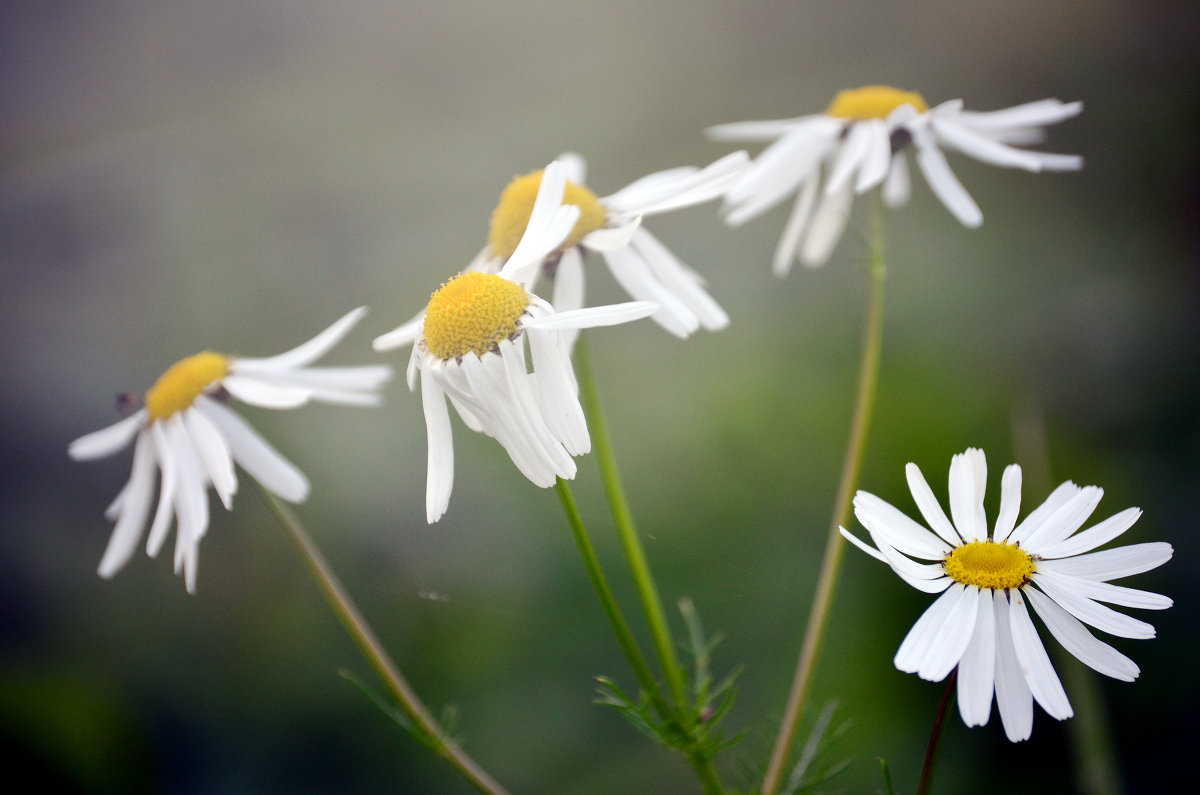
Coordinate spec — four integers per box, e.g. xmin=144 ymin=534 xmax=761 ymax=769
xmin=553 ymin=478 xmax=668 ymax=716
xmin=572 ymin=339 xmax=726 ymax=795
xmin=761 ymin=207 xmax=887 ymax=795
xmin=574 ymin=338 xmax=689 ymax=711
xmin=258 ymin=487 xmax=509 ymax=795
xmin=916 ymin=669 xmax=956 ymax=795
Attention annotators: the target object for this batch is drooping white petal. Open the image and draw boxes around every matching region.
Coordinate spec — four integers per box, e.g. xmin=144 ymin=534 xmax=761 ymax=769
xmin=706 ymin=114 xmax=819 ymax=142
xmin=579 ymin=214 xmax=641 ymax=252
xmin=913 ymin=133 xmax=983 ymax=228
xmin=629 ymin=228 xmax=729 ymax=332
xmin=800 ymin=178 xmax=854 ymax=267
xmin=420 ymin=370 xmax=455 ymax=523
xmin=838 ymin=526 xmax=888 ymax=564
xmin=723 ymin=119 xmax=842 ymax=224
xmin=198 ymin=397 xmax=309 ymax=504
xmin=1025 ymin=586 xmax=1140 ymax=681
xmin=1007 ymin=589 xmax=1073 ymax=720
xmin=552 ymin=247 xmax=586 ymax=350
xmin=895 ymin=583 xmax=968 ymax=677
xmin=69 ymin=412 xmax=146 ymax=461
xmin=918 ymin=583 xmax=981 ymax=681
xmin=527 ymin=327 xmax=589 ymax=456
xmin=932 ymin=117 xmax=1058 ymax=172
xmin=881 ymin=152 xmax=911 ymax=207
xmin=1034 ymin=569 xmax=1172 ymax=611
xmin=96 ymin=431 xmax=156 ymax=580
xmin=373 ymin=311 xmax=426 ymax=352
xmin=954 ymin=99 xmax=1083 ymax=132
xmin=234 ymin=307 xmax=369 ymax=371
xmin=992 ymin=591 xmax=1035 ymax=741
xmin=824 ymin=122 xmax=876 ymax=196
xmin=520 ymin=298 xmax=659 ymax=332
xmin=602 ymin=151 xmax=748 ymax=216
xmin=183 ymin=406 xmax=237 ymax=510
xmin=558 ymin=151 xmax=587 ymax=184
xmin=853 ymin=491 xmax=951 ymax=560
xmin=772 ymin=173 xmax=819 ymax=277
xmin=956 ymin=589 xmax=997 ymax=727
xmin=145 ymin=422 xmax=178 ymax=557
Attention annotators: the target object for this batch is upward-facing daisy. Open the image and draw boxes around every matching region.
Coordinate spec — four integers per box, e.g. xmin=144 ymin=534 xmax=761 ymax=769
xmin=477 ymin=150 xmax=747 ymax=339
xmin=69 ymin=307 xmax=392 ymax=593
xmin=373 ymin=161 xmax=657 ymax=523
xmin=840 ymin=448 xmax=1171 ymax=742
xmin=709 ymin=86 xmax=1082 ymax=273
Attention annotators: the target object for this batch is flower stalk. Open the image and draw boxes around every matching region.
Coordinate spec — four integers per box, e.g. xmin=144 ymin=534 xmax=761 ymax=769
xmin=259 ymin=487 xmax=509 ymax=795
xmin=762 ymin=204 xmax=887 ymax=794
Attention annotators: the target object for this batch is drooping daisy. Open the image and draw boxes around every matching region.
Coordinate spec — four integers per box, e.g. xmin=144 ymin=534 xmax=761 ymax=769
xmin=475 ymin=150 xmax=748 ymax=339
xmin=373 ymin=160 xmax=658 ymax=523
xmin=840 ymin=448 xmax=1171 ymax=742
xmin=69 ymin=307 xmax=392 ymax=593
xmin=708 ymin=86 xmax=1083 ymax=273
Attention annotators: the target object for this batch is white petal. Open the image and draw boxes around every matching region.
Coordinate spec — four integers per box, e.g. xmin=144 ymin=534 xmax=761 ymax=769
xmin=145 ymin=422 xmax=178 ymax=557
xmin=1025 ymin=586 xmax=1139 ymax=682
xmin=521 ymin=299 xmax=659 ymax=332
xmin=992 ymin=591 xmax=1035 ymax=741
xmin=706 ymin=115 xmax=818 ymax=142
xmin=1008 ymin=480 xmax=1082 ymax=545
xmin=993 ymin=464 xmax=1023 ymax=542
xmin=373 ymin=311 xmax=426 ymax=352
xmin=602 ymin=151 xmax=748 ymax=216
xmin=1036 ymin=507 xmax=1142 ymax=560
xmin=881 ymin=153 xmax=911 ymax=208
xmin=920 ymin=584 xmax=981 ymax=681
xmin=838 ymin=526 xmax=888 ymax=564
xmin=855 ymin=119 xmax=892 ymax=193
xmin=198 ymin=397 xmax=309 ymax=503
xmin=420 ymin=371 xmax=455 ymax=523
xmin=1007 ymin=590 xmax=1073 ymax=720
xmin=853 ymin=491 xmax=951 ymax=560
xmin=954 ymin=99 xmax=1083 ymax=131
xmin=914 ymin=134 xmax=983 ymax=228
xmin=580 ymin=214 xmax=641 ymax=252
xmin=69 ymin=412 xmax=145 ymax=461
xmin=1031 ymin=573 xmax=1156 ymax=639
xmin=558 ymin=151 xmax=587 ymax=184
xmin=723 ymin=120 xmax=842 ymax=224
xmin=956 ymin=589 xmax=997 ymax=727
xmin=932 ymin=117 xmax=1056 ymax=172
xmin=222 ymin=375 xmax=313 ymax=409
xmin=799 ymin=178 xmax=854 ymax=267
xmin=183 ymin=405 xmax=237 ymax=510
xmin=948 ymin=448 xmax=988 ymax=542
xmin=629 ymin=228 xmax=729 ymax=331
xmin=772 ymin=174 xmax=819 ymax=277
xmin=905 ymin=462 xmax=962 ymax=546
xmin=894 ymin=583 xmax=967 ymax=677
xmin=235 ymin=307 xmax=368 ymax=371
xmin=1037 ymin=541 xmax=1172 ymax=581
xmin=96 ymin=431 xmax=156 ymax=580
xmin=1020 ymin=486 xmax=1103 ymax=551
xmin=824 ymin=122 xmax=875 ymax=195
xmin=527 ymin=327 xmax=589 ymax=455
xmin=1033 ymin=569 xmax=1171 ymax=611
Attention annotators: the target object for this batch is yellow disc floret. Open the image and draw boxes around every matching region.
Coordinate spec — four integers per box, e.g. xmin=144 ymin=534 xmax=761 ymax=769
xmin=145 ymin=351 xmax=229 ymax=422
xmin=487 ymin=170 xmax=608 ymax=260
xmin=943 ymin=540 xmax=1036 ymax=591
xmin=423 ymin=272 xmax=531 ymax=360
xmin=826 ymin=85 xmax=929 ymax=120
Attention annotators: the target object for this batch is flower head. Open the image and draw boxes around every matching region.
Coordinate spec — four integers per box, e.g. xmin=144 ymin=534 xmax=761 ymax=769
xmin=69 ymin=307 xmax=392 ymax=593
xmin=709 ymin=86 xmax=1083 ymax=273
xmin=472 ymin=150 xmax=748 ymax=339
xmin=840 ymin=448 xmax=1171 ymax=741
xmin=373 ymin=161 xmax=657 ymax=523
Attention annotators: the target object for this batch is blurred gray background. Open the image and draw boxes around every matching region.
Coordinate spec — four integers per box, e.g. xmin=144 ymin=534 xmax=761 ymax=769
xmin=2 ymin=1 xmax=1197 ymax=792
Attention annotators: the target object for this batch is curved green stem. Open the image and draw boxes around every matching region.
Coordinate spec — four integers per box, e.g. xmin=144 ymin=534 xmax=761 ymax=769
xmin=259 ymin=487 xmax=509 ymax=795
xmin=761 ymin=207 xmax=887 ymax=795
xmin=574 ymin=338 xmax=689 ymax=710
xmin=554 ymin=477 xmax=668 ymax=716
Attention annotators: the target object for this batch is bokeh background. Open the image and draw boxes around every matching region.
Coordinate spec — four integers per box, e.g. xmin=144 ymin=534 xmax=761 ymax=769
xmin=3 ymin=2 xmax=1197 ymax=792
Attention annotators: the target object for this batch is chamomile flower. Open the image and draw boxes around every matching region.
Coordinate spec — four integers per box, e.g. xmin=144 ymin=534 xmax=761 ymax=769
xmin=475 ymin=150 xmax=748 ymax=339
xmin=709 ymin=86 xmax=1083 ymax=273
xmin=69 ymin=307 xmax=392 ymax=593
xmin=840 ymin=448 xmax=1171 ymax=742
xmin=372 ymin=161 xmax=657 ymax=523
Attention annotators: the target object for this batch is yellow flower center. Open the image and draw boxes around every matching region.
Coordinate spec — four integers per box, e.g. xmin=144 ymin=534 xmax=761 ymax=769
xmin=422 ymin=272 xmax=531 ymax=360
xmin=826 ymin=85 xmax=929 ymax=120
xmin=943 ymin=541 xmax=1036 ymax=591
xmin=487 ymin=170 xmax=608 ymax=260
xmin=145 ymin=352 xmax=229 ymax=422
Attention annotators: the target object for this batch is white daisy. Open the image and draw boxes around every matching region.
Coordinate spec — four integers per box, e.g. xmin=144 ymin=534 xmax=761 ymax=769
xmin=372 ymin=161 xmax=658 ymax=523
xmin=69 ymin=307 xmax=392 ymax=593
xmin=840 ymin=448 xmax=1172 ymax=742
xmin=709 ymin=85 xmax=1083 ymax=273
xmin=475 ymin=150 xmax=748 ymax=339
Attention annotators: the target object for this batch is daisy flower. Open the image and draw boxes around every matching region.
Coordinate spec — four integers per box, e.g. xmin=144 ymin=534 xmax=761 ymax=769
xmin=476 ymin=149 xmax=748 ymax=339
xmin=372 ymin=161 xmax=658 ymax=523
xmin=708 ymin=85 xmax=1083 ymax=273
xmin=69 ymin=307 xmax=392 ymax=593
xmin=840 ymin=448 xmax=1171 ymax=742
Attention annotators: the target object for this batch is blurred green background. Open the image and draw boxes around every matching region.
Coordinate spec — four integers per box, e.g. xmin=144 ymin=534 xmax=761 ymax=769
xmin=3 ymin=2 xmax=1196 ymax=792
